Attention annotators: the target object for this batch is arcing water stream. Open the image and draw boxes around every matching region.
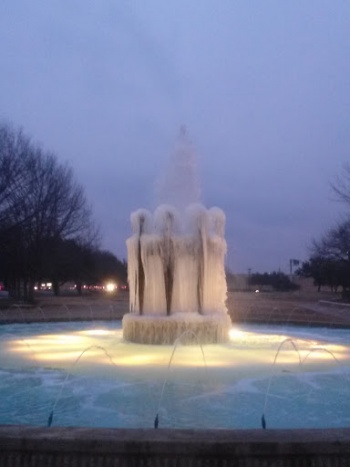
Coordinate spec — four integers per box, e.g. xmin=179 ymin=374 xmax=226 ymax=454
xmin=0 ymin=320 xmax=349 ymax=430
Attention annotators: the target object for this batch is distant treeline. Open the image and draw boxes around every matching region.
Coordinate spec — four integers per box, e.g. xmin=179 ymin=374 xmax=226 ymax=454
xmin=0 ymin=123 xmax=126 ymax=300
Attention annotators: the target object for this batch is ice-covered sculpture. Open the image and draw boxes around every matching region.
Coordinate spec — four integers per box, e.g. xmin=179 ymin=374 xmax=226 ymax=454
xmin=123 ymin=129 xmax=232 ymax=344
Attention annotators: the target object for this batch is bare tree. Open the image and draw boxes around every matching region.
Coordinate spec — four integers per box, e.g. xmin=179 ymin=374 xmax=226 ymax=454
xmin=0 ymin=123 xmax=32 ymax=227
xmin=331 ymin=162 xmax=350 ymax=206
xmin=312 ymin=220 xmax=350 ymax=262
xmin=0 ymin=123 xmax=99 ymax=299
xmin=308 ymin=220 xmax=350 ymax=293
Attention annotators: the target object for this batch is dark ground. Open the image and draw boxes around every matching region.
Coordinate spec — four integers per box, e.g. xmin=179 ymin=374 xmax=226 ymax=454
xmin=1 ymin=289 xmax=350 ymax=327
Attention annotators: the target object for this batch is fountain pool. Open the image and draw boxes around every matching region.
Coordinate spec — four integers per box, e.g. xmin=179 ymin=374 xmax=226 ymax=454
xmin=1 ymin=319 xmax=350 ymax=430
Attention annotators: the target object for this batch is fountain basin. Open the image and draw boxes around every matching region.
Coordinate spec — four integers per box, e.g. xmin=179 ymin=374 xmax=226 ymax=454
xmin=2 ymin=425 xmax=350 ymax=467
xmin=1 ymin=320 xmax=350 ymax=430
xmin=122 ymin=312 xmax=232 ymax=344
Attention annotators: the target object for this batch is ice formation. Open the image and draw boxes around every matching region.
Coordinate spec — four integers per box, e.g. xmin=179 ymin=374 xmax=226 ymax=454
xmin=123 ymin=128 xmax=232 ymax=344
xmin=123 ymin=204 xmax=231 ymax=344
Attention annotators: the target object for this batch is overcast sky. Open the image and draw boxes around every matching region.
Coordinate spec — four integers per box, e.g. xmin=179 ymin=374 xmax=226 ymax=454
xmin=1 ymin=1 xmax=350 ymax=273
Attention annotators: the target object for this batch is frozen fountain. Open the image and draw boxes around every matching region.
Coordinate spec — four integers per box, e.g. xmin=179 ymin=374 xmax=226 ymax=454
xmin=2 ymin=131 xmax=350 ymax=466
xmin=123 ymin=128 xmax=232 ymax=344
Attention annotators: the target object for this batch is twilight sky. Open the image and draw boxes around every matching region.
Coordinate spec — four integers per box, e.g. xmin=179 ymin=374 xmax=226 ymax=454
xmin=1 ymin=1 xmax=350 ymax=273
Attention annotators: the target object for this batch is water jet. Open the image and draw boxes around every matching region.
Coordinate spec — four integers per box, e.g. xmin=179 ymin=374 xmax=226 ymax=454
xmin=0 ymin=320 xmax=350 ymax=430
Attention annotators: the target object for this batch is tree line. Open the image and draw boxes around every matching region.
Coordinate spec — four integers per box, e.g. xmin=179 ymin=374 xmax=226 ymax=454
xmin=249 ymin=271 xmax=299 ymax=292
xmin=0 ymin=123 xmax=126 ymax=300
xmin=297 ymin=164 xmax=350 ymax=296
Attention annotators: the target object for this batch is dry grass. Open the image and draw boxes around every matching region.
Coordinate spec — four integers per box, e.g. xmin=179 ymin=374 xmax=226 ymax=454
xmin=228 ymin=290 xmax=350 ymax=327
xmin=1 ymin=289 xmax=349 ymax=327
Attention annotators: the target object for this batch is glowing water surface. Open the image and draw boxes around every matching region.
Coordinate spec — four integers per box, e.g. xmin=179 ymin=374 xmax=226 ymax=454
xmin=1 ymin=320 xmax=350 ymax=430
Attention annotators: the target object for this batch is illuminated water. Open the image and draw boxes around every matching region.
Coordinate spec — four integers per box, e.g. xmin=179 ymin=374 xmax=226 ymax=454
xmin=0 ymin=320 xmax=350 ymax=430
